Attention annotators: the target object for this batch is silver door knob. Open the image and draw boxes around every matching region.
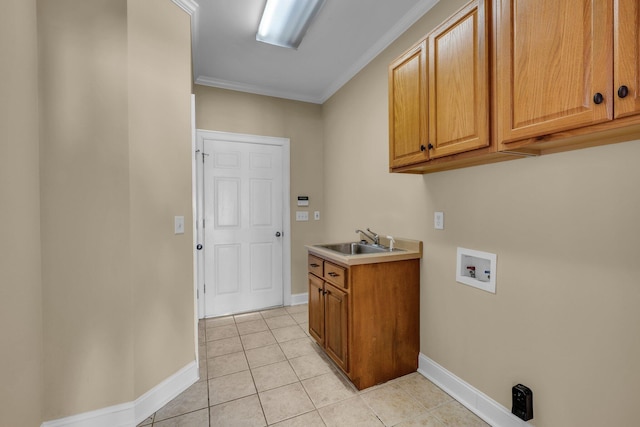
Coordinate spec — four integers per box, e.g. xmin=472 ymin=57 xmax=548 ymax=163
xmin=275 ymin=232 xmax=281 ymax=237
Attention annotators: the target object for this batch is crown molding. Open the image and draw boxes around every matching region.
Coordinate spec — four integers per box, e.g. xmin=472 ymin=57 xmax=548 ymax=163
xmin=195 ymin=75 xmax=323 ymax=104
xmin=171 ymin=0 xmax=198 ymax=16
xmin=319 ymin=0 xmax=439 ymax=103
xmin=191 ymin=0 xmax=440 ymax=104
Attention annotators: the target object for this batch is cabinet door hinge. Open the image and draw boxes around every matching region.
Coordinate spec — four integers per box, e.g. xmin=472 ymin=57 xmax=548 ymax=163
xmin=204 ymin=283 xmax=206 ymax=293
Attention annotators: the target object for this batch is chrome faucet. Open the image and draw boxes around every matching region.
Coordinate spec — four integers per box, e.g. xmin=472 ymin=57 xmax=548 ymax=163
xmin=355 ymin=228 xmax=380 ymax=246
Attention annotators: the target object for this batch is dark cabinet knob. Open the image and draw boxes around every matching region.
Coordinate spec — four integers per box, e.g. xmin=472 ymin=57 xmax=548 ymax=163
xmin=275 ymin=231 xmax=281 ymax=237
xmin=428 ymin=143 xmax=434 ymax=150
xmin=196 ymin=244 xmax=203 ymax=250
xmin=618 ymin=85 xmax=629 ymax=98
xmin=593 ymin=93 xmax=604 ymax=104
xmin=420 ymin=144 xmax=426 ymax=152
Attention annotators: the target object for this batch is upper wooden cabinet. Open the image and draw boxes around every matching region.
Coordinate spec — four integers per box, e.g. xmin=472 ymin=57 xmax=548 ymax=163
xmin=495 ymin=0 xmax=640 ymax=152
xmin=389 ymin=0 xmax=493 ymax=172
xmin=389 ymin=39 xmax=428 ymax=169
xmin=389 ymin=0 xmax=640 ymax=173
xmin=495 ymin=0 xmax=613 ymax=147
xmin=614 ymin=0 xmax=640 ymax=119
xmin=428 ymin=0 xmax=489 ymax=159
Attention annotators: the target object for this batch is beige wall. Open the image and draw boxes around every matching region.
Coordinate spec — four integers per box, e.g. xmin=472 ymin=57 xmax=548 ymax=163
xmin=37 ymin=0 xmax=194 ymax=420
xmin=322 ymin=1 xmax=640 ymax=426
xmin=128 ymin=0 xmax=195 ymax=396
xmin=38 ymin=0 xmax=134 ymax=418
xmin=194 ymin=86 xmax=324 ymax=295
xmin=0 ymin=0 xmax=44 ymax=425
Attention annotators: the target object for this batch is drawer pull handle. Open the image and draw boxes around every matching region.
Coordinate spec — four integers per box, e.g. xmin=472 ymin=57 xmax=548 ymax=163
xmin=593 ymin=92 xmax=604 ymax=104
xmin=618 ymin=85 xmax=629 ymax=98
xmin=327 ymin=272 xmax=339 ymax=277
xmin=310 ymin=263 xmax=320 ymax=268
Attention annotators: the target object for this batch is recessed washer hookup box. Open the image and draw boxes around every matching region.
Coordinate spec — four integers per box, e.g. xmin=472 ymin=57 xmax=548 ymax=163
xmin=456 ymin=247 xmax=497 ymax=294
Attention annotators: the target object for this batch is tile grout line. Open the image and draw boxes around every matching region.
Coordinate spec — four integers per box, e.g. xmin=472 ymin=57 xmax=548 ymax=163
xmin=254 ymin=308 xmax=320 ymax=426
xmin=203 ymin=308 xmax=337 ymax=426
xmin=237 ymin=314 xmax=270 ymax=426
xmin=165 ymin=308 xmax=484 ymax=427
xmin=203 ymin=320 xmax=210 ymax=425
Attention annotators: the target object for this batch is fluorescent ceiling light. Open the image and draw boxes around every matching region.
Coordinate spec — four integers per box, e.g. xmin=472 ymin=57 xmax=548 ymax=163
xmin=256 ymin=0 xmax=325 ymax=49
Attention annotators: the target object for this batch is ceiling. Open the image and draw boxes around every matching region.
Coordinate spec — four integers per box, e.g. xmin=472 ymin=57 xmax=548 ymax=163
xmin=190 ymin=0 xmax=440 ymax=104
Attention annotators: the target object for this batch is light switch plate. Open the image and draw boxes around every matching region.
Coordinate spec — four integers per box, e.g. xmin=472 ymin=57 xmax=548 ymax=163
xmin=314 ymin=211 xmax=320 ymax=220
xmin=174 ymin=216 xmax=185 ymax=234
xmin=296 ymin=211 xmax=309 ymax=221
xmin=434 ymin=212 xmax=444 ymax=230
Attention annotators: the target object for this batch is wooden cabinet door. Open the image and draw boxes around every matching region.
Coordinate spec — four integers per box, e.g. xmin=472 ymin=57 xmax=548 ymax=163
xmin=614 ymin=0 xmax=640 ymax=119
xmin=428 ymin=0 xmax=489 ymax=158
xmin=323 ymin=283 xmax=348 ymax=372
xmin=495 ymin=0 xmax=613 ymax=147
xmin=389 ymin=39 xmax=428 ymax=168
xmin=308 ymin=274 xmax=324 ymax=345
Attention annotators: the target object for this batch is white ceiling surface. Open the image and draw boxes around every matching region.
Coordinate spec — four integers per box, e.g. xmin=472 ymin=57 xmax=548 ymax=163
xmin=192 ymin=0 xmax=440 ymax=104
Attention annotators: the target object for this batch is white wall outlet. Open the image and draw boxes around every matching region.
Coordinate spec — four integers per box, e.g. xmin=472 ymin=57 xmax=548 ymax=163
xmin=434 ymin=211 xmax=444 ymax=230
xmin=314 ymin=211 xmax=320 ymax=220
xmin=296 ymin=211 xmax=309 ymax=221
xmin=174 ymin=216 xmax=185 ymax=234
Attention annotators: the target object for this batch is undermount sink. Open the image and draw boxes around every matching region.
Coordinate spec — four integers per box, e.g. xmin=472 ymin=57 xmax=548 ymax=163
xmin=315 ymin=242 xmax=404 ymax=255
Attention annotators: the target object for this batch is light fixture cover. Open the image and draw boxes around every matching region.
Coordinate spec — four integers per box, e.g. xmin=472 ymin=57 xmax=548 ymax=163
xmin=256 ymin=0 xmax=325 ymax=49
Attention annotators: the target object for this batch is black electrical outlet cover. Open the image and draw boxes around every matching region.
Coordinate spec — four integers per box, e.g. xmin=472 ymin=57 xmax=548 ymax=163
xmin=512 ymin=384 xmax=533 ymax=421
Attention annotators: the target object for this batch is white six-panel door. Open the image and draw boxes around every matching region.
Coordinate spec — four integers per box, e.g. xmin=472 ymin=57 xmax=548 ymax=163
xmin=202 ymin=136 xmax=285 ymax=317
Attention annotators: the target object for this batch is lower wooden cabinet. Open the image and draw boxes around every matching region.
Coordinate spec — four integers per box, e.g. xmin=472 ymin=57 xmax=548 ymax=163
xmin=308 ymin=273 xmax=325 ymax=345
xmin=307 ymin=253 xmax=420 ymax=390
xmin=308 ymin=256 xmax=348 ymax=372
xmin=323 ymin=282 xmax=348 ymax=371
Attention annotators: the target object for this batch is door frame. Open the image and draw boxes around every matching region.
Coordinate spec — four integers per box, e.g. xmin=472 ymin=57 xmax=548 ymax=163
xmin=195 ymin=129 xmax=291 ymax=319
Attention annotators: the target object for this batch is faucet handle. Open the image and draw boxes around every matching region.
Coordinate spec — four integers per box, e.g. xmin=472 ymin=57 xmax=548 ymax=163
xmin=366 ymin=228 xmax=380 ymax=245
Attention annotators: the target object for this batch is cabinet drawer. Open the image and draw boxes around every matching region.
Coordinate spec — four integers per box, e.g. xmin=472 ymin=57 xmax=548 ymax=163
xmin=324 ymin=262 xmax=347 ymax=289
xmin=308 ymin=255 xmax=323 ymax=277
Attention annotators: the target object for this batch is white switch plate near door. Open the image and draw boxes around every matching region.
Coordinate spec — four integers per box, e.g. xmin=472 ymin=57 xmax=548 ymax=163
xmin=296 ymin=211 xmax=309 ymax=221
xmin=434 ymin=212 xmax=444 ymax=230
xmin=174 ymin=216 xmax=185 ymax=234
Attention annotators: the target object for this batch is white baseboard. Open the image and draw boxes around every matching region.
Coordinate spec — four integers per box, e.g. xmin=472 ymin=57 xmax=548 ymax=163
xmin=134 ymin=360 xmax=199 ymax=424
xmin=418 ymin=353 xmax=530 ymax=427
xmin=41 ymin=360 xmax=199 ymax=427
xmin=290 ymin=292 xmax=308 ymax=305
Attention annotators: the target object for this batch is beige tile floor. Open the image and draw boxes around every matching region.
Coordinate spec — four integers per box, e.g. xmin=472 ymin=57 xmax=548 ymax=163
xmin=137 ymin=304 xmax=489 ymax=427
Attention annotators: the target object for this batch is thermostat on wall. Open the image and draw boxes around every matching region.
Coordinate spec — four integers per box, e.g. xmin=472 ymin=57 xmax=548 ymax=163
xmin=297 ymin=196 xmax=309 ymax=207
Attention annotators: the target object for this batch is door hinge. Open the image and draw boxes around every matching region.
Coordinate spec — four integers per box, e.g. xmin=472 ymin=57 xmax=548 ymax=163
xmin=203 ymin=219 xmax=205 ymax=228
xmin=204 ymin=283 xmax=206 ymax=293
xmin=197 ymin=289 xmax=199 ymax=299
